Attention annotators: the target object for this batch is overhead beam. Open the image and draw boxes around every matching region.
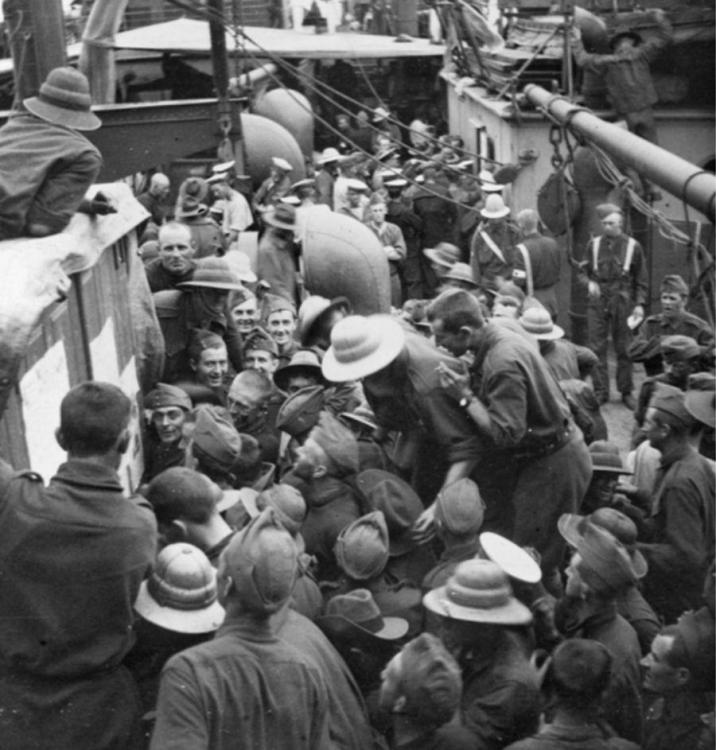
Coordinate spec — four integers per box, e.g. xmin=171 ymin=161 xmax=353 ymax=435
xmin=524 ymin=84 xmax=716 ymax=222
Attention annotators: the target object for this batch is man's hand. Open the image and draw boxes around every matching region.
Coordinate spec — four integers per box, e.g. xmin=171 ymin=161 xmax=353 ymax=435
xmin=78 ymin=191 xmax=117 ymax=216
xmin=587 ymin=280 xmax=601 ymax=299
xmin=436 ymin=361 xmax=471 ymax=402
xmin=569 ymin=25 xmax=582 ymax=44
xmin=410 ymin=504 xmax=436 ymax=545
xmin=650 ymin=8 xmax=666 ymax=23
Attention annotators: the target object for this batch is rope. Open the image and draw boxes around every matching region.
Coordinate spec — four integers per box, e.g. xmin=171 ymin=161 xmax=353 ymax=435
xmin=164 ymin=0 xmax=507 ymax=166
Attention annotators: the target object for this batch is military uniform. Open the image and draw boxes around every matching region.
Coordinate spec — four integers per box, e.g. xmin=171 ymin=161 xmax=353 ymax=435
xmin=629 ymin=310 xmax=714 ymax=376
xmin=154 ymin=289 xmax=243 ymax=383
xmin=580 ymin=232 xmax=648 ymax=401
xmin=0 ymin=460 xmax=156 ymax=750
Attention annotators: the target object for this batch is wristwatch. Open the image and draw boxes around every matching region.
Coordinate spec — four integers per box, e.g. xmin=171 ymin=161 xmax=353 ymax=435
xmin=459 ymin=393 xmax=475 ymax=409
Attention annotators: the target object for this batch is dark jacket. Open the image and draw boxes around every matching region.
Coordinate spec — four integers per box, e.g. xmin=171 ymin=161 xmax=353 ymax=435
xmin=0 ymin=458 xmax=157 ymax=750
xmin=0 ymin=113 xmax=102 ymax=239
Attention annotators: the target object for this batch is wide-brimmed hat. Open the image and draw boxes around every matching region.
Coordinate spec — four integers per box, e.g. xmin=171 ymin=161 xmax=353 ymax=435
xmin=570 ymin=521 xmax=639 ymax=594
xmin=177 ymin=257 xmax=243 ymax=292
xmin=423 ymin=559 xmax=532 ymax=625
xmin=271 ymin=156 xmax=293 ymax=172
xmin=346 ymin=178 xmax=370 ymax=192
xmin=279 ymin=194 xmax=301 ymax=206
xmin=610 ymin=27 xmax=642 ymax=49
xmin=588 ymin=440 xmax=632 ymax=474
xmin=435 ymin=478 xmax=485 ymax=536
xmin=355 ymin=470 xmax=423 ymax=556
xmin=384 ymin=176 xmax=408 ymax=189
xmin=479 ymin=532 xmax=542 ymax=584
xmin=263 ymin=203 xmax=297 ymax=231
xmin=372 ymin=106 xmax=390 ymax=122
xmin=216 ymin=486 xmax=259 ymax=515
xmin=423 ymin=242 xmax=460 ymax=270
xmin=322 ymin=314 xmax=405 ymax=383
xmin=376 ymin=146 xmax=400 ymax=163
xmin=335 ymin=511 xmax=390 ymax=580
xmin=24 ymin=66 xmax=101 ymax=131
xmin=292 ymin=177 xmax=316 ymax=191
xmin=481 ymin=194 xmax=510 ymax=219
xmin=339 ymin=404 xmax=378 ymax=432
xmin=318 ymin=147 xmax=341 ymax=165
xmin=274 ymin=349 xmax=324 ymax=392
xmin=298 ymin=295 xmax=352 ymax=345
xmin=519 ymin=306 xmax=564 ymax=340
xmin=319 ymin=588 xmax=408 ymax=640
xmin=134 ymin=543 xmax=225 ymax=634
xmin=558 ymin=509 xmax=646 ymax=578
xmin=685 ymin=372 xmax=716 ymax=428
xmin=145 ymin=383 xmax=192 ymax=412
xmin=275 ymin=385 xmax=325 ymax=437
xmin=443 ymin=262 xmax=478 ymax=288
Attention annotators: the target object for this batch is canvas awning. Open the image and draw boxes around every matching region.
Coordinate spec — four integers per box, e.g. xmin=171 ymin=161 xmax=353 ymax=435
xmin=106 ymin=18 xmax=445 ymax=59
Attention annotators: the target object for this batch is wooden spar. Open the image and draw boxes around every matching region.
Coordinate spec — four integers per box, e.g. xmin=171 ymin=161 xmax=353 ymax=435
xmin=523 ymin=84 xmax=716 ymax=222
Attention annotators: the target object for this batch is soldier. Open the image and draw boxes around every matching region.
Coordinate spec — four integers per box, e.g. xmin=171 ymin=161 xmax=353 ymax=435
xmin=629 ymin=274 xmax=714 ymax=376
xmin=0 ymin=382 xmax=156 ymax=749
xmin=579 ymin=209 xmax=648 ymax=409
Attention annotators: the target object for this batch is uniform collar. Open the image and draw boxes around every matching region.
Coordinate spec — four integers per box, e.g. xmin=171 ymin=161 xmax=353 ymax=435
xmin=53 ymin=459 xmax=123 ymax=491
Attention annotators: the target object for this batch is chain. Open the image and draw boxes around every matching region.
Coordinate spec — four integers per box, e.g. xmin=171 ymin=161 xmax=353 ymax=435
xmin=549 ymin=124 xmax=564 ymax=170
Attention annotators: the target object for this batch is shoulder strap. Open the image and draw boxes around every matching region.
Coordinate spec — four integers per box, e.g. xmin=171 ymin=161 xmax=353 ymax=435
xmin=479 ymin=230 xmax=506 ymax=264
xmin=623 ymin=237 xmax=636 ymax=273
xmin=592 ymin=236 xmax=601 ymax=272
xmin=515 ymin=243 xmax=534 ymax=297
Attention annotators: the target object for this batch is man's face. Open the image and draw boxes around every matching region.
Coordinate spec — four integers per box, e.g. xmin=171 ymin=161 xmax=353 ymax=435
xmin=228 ymin=389 xmax=261 ymax=427
xmin=641 ymin=635 xmax=684 ymax=694
xmin=232 ymin=299 xmax=259 ymax=334
xmin=643 ymin=407 xmax=667 ymax=450
xmin=347 ymin=189 xmax=363 ymax=208
xmin=197 ymin=288 xmax=229 ymax=315
xmin=378 ymin=653 xmax=404 ymax=713
xmin=293 ymin=437 xmax=325 ymax=480
xmin=660 ymin=291 xmax=686 ymax=318
xmin=565 ymin=552 xmax=589 ymax=598
xmin=159 ymin=226 xmax=195 ymax=275
xmin=152 ymin=406 xmax=185 ymax=444
xmin=210 ymin=182 xmax=229 ymax=201
xmin=662 ymin=355 xmax=694 ymax=384
xmin=337 ymin=115 xmax=350 ymax=132
xmin=492 ymin=300 xmax=520 ymax=320
xmin=589 ymin=472 xmax=619 ymax=508
xmin=369 ymin=203 xmax=387 ymax=224
xmin=286 ymin=373 xmax=320 ymax=395
xmin=601 ymin=213 xmax=623 ymax=238
xmin=431 ymin=318 xmax=470 ymax=358
xmin=244 ymin=349 xmax=278 ymax=375
xmin=192 ymin=345 xmax=228 ymax=388
xmin=267 ymin=310 xmax=296 ymax=347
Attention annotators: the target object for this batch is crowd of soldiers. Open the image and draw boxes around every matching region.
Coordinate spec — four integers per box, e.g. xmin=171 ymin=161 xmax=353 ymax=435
xmin=0 ymin=65 xmax=714 ymax=750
